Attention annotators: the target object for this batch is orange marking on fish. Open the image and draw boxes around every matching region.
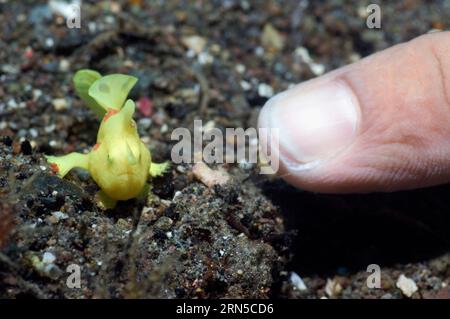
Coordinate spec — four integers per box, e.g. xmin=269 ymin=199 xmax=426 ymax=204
xmin=93 ymin=143 xmax=101 ymax=151
xmin=103 ymin=109 xmax=119 ymax=122
xmin=50 ymin=163 xmax=59 ymax=174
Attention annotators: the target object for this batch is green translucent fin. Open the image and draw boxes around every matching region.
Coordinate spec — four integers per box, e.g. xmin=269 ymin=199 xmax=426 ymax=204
xmin=88 ymin=74 xmax=138 ymax=111
xmin=95 ymin=190 xmax=117 ymax=210
xmin=45 ymin=152 xmax=90 ymax=177
xmin=149 ymin=161 xmax=170 ymax=178
xmin=73 ymin=69 xmax=105 ymax=118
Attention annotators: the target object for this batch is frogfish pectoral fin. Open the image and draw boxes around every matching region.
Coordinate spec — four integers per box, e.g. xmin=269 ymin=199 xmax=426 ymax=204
xmin=45 ymin=152 xmax=90 ymax=177
xmin=149 ymin=161 xmax=170 ymax=178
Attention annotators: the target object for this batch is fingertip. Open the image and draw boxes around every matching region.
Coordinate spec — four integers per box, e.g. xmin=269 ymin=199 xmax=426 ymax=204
xmin=258 ymin=32 xmax=450 ymax=193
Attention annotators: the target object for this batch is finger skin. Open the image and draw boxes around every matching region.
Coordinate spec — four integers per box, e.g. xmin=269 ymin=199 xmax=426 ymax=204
xmin=259 ymin=32 xmax=450 ymax=193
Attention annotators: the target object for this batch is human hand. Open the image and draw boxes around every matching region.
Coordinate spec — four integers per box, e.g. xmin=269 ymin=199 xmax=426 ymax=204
xmin=258 ymin=32 xmax=450 ymax=193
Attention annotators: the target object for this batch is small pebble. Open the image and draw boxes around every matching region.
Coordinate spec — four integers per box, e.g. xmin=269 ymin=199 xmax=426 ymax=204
xmin=238 ymin=159 xmax=254 ymax=170
xmin=290 ymin=272 xmax=307 ymax=291
xmin=88 ymin=21 xmax=97 ymax=33
xmin=154 ymin=216 xmax=173 ymax=231
xmin=45 ymin=38 xmax=54 ymax=48
xmin=173 ymin=191 xmax=182 ymax=201
xmin=49 ymin=140 xmax=59 ymax=148
xmin=141 ymin=136 xmax=151 ymax=144
xmin=52 ymin=211 xmax=68 ymax=221
xmin=17 ymin=14 xmax=26 ymax=22
xmin=45 ymin=124 xmax=56 ymax=133
xmin=261 ymin=23 xmax=285 ymax=51
xmin=52 ymin=98 xmax=67 ymax=110
xmin=137 ymin=96 xmax=153 ymax=117
xmin=325 ymin=278 xmax=342 ymax=298
xmin=138 ymin=118 xmax=152 ymax=130
xmin=33 ymin=89 xmax=43 ymax=101
xmin=176 ymin=165 xmax=186 ymax=174
xmin=258 ymin=83 xmax=274 ymax=98
xmin=7 ymin=99 xmax=18 ymax=109
xmin=48 ymin=215 xmax=59 ymax=224
xmin=49 ymin=0 xmax=81 ymax=19
xmin=42 ymin=252 xmax=56 ymax=264
xmin=240 ymin=80 xmax=251 ymax=91
xmin=59 ymin=59 xmax=70 ymax=72
xmin=294 ymin=46 xmax=325 ymax=76
xmin=29 ymin=128 xmax=38 ymax=138
xmin=1 ymin=65 xmax=19 ymax=75
xmin=181 ymin=35 xmax=206 ymax=54
xmin=255 ymin=46 xmax=264 ymax=56
xmin=396 ymin=274 xmax=418 ymax=298
xmin=186 ymin=49 xmax=196 ymax=58
xmin=105 ymin=15 xmax=115 ymax=24
xmin=198 ymin=51 xmax=214 ymax=65
xmin=310 ymin=63 xmax=325 ymax=76
xmin=235 ymin=64 xmax=246 ymax=74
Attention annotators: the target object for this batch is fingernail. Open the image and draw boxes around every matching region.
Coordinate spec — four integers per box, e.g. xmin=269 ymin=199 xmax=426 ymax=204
xmin=259 ymin=80 xmax=360 ymax=165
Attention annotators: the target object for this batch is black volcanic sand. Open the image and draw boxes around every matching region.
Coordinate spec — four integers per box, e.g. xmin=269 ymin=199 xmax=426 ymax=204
xmin=0 ymin=0 xmax=449 ymax=298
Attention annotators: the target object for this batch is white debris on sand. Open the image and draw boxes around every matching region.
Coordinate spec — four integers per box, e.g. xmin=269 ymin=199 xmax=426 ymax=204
xmin=192 ymin=162 xmax=230 ymax=188
xmin=396 ymin=274 xmax=418 ymax=298
xmin=261 ymin=23 xmax=285 ymax=51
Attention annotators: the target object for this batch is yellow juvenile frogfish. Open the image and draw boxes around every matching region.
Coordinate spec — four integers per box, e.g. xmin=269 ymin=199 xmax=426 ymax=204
xmin=45 ymin=70 xmax=169 ymax=208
